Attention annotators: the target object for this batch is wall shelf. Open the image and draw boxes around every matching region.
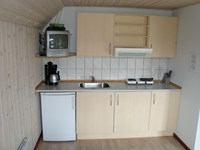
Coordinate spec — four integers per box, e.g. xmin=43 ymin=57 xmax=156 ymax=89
xmin=35 ymin=52 xmax=76 ymax=58
xmin=114 ymin=14 xmax=149 ymax=48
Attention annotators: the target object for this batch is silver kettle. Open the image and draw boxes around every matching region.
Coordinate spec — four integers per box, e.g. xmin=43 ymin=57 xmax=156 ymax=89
xmin=49 ymin=71 xmax=60 ymax=85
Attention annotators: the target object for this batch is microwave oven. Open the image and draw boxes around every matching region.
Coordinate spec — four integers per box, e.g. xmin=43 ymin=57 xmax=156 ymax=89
xmin=46 ymin=30 xmax=70 ymax=56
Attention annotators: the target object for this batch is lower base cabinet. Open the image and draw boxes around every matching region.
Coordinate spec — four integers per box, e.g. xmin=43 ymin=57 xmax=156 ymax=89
xmin=77 ymin=90 xmax=180 ymax=139
xmin=149 ymin=91 xmax=180 ymax=131
xmin=114 ymin=92 xmax=151 ymax=133
xmin=77 ymin=92 xmax=114 ymax=135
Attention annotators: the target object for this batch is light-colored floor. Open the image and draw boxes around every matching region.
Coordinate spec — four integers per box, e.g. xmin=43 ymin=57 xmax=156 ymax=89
xmin=37 ymin=136 xmax=185 ymax=150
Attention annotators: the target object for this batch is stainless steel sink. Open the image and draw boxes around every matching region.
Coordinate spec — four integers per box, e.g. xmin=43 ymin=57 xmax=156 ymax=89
xmin=79 ymin=82 xmax=110 ymax=89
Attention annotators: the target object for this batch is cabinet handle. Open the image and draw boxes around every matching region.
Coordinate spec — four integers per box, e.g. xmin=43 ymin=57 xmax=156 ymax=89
xmin=153 ymin=94 xmax=156 ymax=104
xmin=109 ymin=43 xmax=112 ymax=55
xmin=117 ymin=95 xmax=119 ymax=106
xmin=110 ymin=95 xmax=112 ymax=106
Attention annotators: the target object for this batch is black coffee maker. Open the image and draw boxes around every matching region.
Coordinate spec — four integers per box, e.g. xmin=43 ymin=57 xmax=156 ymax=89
xmin=45 ymin=61 xmax=60 ymax=85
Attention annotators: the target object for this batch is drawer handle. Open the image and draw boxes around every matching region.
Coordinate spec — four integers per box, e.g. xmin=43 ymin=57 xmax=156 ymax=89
xmin=153 ymin=94 xmax=156 ymax=104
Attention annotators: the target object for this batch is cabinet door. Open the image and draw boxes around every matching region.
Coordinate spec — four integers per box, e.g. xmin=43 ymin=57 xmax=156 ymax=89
xmin=77 ymin=92 xmax=114 ymax=135
xmin=149 ymin=16 xmax=178 ymax=57
xmin=77 ymin=13 xmax=114 ymax=56
xmin=114 ymin=92 xmax=151 ymax=133
xmin=149 ymin=91 xmax=180 ymax=131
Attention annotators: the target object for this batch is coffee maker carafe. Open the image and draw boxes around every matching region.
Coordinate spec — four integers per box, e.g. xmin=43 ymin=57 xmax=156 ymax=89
xmin=45 ymin=61 xmax=60 ymax=85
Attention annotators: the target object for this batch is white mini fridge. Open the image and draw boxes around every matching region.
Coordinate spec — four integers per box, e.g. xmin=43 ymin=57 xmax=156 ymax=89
xmin=40 ymin=92 xmax=76 ymax=141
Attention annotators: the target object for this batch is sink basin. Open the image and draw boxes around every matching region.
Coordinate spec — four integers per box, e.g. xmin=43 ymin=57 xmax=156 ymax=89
xmin=79 ymin=82 xmax=110 ymax=89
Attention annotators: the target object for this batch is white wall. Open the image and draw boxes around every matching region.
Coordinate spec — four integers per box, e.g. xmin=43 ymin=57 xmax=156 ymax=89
xmin=43 ymin=7 xmax=172 ymax=52
xmin=0 ymin=21 xmax=42 ymax=150
xmin=170 ymin=4 xmax=200 ymax=149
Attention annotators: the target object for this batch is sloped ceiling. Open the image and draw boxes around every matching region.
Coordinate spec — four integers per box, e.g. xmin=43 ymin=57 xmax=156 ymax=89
xmin=61 ymin=0 xmax=200 ymax=10
xmin=0 ymin=0 xmax=64 ymax=28
xmin=0 ymin=0 xmax=200 ymax=28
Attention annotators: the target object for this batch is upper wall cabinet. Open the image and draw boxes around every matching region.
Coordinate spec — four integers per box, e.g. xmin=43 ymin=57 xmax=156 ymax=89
xmin=114 ymin=14 xmax=149 ymax=48
xmin=76 ymin=13 xmax=178 ymax=58
xmin=148 ymin=16 xmax=178 ymax=57
xmin=77 ymin=13 xmax=114 ymax=56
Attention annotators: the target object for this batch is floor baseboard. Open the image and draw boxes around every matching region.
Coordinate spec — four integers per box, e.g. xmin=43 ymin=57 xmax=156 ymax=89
xmin=34 ymin=133 xmax=42 ymax=150
xmin=173 ymin=133 xmax=190 ymax=150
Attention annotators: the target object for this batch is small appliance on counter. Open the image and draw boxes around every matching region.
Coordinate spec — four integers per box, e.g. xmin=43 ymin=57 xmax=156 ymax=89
xmin=126 ymin=78 xmax=154 ymax=85
xmin=45 ymin=61 xmax=60 ymax=85
xmin=162 ymin=70 xmax=172 ymax=84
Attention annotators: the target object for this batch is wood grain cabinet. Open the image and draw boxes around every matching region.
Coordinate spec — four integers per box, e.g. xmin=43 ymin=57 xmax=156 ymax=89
xmin=77 ymin=92 xmax=114 ymax=136
xmin=148 ymin=16 xmax=178 ymax=57
xmin=77 ymin=91 xmax=151 ymax=138
xmin=77 ymin=13 xmax=178 ymax=57
xmin=77 ymin=90 xmax=180 ymax=139
xmin=114 ymin=92 xmax=151 ymax=133
xmin=77 ymin=13 xmax=114 ymax=56
xmin=149 ymin=91 xmax=180 ymax=131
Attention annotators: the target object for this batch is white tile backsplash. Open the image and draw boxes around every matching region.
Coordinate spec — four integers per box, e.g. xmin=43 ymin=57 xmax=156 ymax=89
xmin=119 ymin=58 xmax=127 ymax=69
xmin=159 ymin=58 xmax=168 ymax=70
xmin=93 ymin=57 xmax=102 ymax=69
xmin=144 ymin=58 xmax=152 ymax=70
xmin=136 ymin=58 xmax=144 ymax=69
xmin=127 ymin=58 xmax=136 ymax=69
xmin=85 ymin=57 xmax=93 ymax=69
xmin=76 ymin=68 xmax=84 ymax=79
xmin=59 ymin=58 xmax=68 ymax=68
xmin=102 ymin=69 xmax=110 ymax=80
xmin=151 ymin=69 xmax=159 ymax=79
xmin=110 ymin=69 xmax=119 ymax=80
xmin=127 ymin=69 xmax=135 ymax=78
xmin=93 ymin=69 xmax=102 ymax=80
xmin=143 ymin=69 xmax=152 ymax=78
xmin=84 ymin=68 xmax=93 ymax=78
xmin=118 ymin=69 xmax=127 ymax=79
xmin=111 ymin=58 xmax=119 ymax=69
xmin=76 ymin=57 xmax=84 ymax=69
xmin=152 ymin=58 xmax=160 ymax=70
xmin=135 ymin=69 xmax=143 ymax=78
xmin=102 ymin=57 xmax=111 ymax=69
xmin=42 ymin=57 xmax=169 ymax=80
xmin=67 ymin=68 xmax=76 ymax=79
xmin=67 ymin=57 xmax=76 ymax=69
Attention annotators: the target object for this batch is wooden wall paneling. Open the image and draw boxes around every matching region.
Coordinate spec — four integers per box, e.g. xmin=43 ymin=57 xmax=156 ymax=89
xmin=18 ymin=24 xmax=25 ymax=146
xmin=27 ymin=26 xmax=42 ymax=149
xmin=7 ymin=22 xmax=18 ymax=149
xmin=0 ymin=21 xmax=6 ymax=150
xmin=2 ymin=21 xmax=15 ymax=150
xmin=21 ymin=25 xmax=27 ymax=148
xmin=11 ymin=23 xmax=21 ymax=148
xmin=0 ymin=20 xmax=42 ymax=149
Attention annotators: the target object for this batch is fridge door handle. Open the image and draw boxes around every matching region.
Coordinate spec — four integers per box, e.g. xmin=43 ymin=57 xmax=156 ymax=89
xmin=72 ymin=96 xmax=75 ymax=110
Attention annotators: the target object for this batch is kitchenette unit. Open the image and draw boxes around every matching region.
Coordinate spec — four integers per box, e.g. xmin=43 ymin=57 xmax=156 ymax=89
xmin=36 ymin=80 xmax=181 ymax=141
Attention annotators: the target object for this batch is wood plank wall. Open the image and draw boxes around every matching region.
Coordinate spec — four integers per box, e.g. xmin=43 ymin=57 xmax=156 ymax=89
xmin=0 ymin=20 xmax=42 ymax=150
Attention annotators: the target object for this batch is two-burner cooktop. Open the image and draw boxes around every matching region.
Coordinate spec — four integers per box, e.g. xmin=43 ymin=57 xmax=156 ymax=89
xmin=126 ymin=78 xmax=154 ymax=85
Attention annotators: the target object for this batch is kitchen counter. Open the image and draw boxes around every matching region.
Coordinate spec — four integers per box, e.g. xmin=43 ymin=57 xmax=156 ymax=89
xmin=35 ymin=80 xmax=181 ymax=93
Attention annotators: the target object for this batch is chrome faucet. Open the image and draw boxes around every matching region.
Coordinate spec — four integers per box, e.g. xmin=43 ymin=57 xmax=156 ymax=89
xmin=90 ymin=76 xmax=95 ymax=82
